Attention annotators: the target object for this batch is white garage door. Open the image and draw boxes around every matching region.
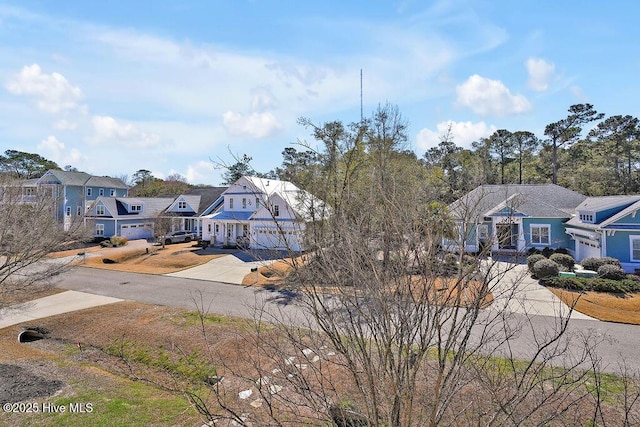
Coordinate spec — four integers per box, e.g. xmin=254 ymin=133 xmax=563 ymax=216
xmin=120 ymin=223 xmax=153 ymax=240
xmin=577 ymin=238 xmax=600 ymax=261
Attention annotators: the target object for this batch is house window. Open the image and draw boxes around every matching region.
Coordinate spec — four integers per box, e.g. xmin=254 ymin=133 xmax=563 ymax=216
xmin=242 ymin=198 xmax=247 ymax=209
xmin=477 ymin=224 xmax=489 ymax=240
xmin=96 ymin=205 xmax=105 ymax=215
xmin=530 ymin=224 xmax=550 ymax=245
xmin=77 ymin=206 xmax=82 ymax=216
xmin=229 ymin=198 xmax=234 ymax=209
xmin=131 ymin=204 xmax=142 ymax=212
xmin=273 ymin=204 xmax=280 ymax=217
xmin=215 ymin=224 xmax=219 ymax=233
xmin=630 ymin=236 xmax=640 ymax=262
xmin=207 ymin=224 xmax=211 ymax=233
xmin=86 ymin=188 xmax=92 ymax=197
xmin=256 ymin=197 xmax=260 ymax=209
xmin=66 ymin=206 xmax=71 ymax=217
xmin=99 ymin=188 xmax=104 ymax=196
xmin=95 ymin=224 xmax=104 ymax=236
xmin=110 ymin=189 xmax=115 ymax=197
xmin=178 ymin=201 xmax=187 ymax=209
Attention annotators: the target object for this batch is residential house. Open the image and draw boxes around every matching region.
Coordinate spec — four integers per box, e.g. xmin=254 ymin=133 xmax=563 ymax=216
xmin=201 ymin=176 xmax=324 ymax=252
xmin=447 ymin=184 xmax=587 ymax=254
xmin=565 ymin=195 xmax=640 ymax=272
xmin=85 ymin=187 xmax=227 ymax=240
xmin=87 ymin=196 xmax=174 ymax=240
xmin=160 ymin=187 xmax=226 ymax=237
xmin=27 ymin=170 xmax=129 ymax=230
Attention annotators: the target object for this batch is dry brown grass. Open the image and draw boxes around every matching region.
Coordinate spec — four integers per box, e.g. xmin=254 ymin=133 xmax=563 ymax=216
xmin=241 ymin=259 xmax=294 ymax=286
xmin=549 ymin=288 xmax=640 ymax=325
xmin=72 ymin=242 xmax=224 ymax=274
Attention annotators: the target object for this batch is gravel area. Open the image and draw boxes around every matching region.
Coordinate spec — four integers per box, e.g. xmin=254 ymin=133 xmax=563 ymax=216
xmin=0 ymin=363 xmax=63 ymax=404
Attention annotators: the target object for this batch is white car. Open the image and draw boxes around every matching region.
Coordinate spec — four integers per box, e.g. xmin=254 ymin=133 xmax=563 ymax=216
xmin=163 ymin=230 xmax=195 ymax=244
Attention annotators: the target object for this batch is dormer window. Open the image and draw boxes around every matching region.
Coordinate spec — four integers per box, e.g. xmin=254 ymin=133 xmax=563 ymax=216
xmin=96 ymin=205 xmax=105 ymax=216
xmin=579 ymin=212 xmax=594 ymax=223
xmin=273 ymin=204 xmax=280 ymax=217
xmin=131 ymin=204 xmax=142 ymax=212
xmin=178 ymin=201 xmax=187 ymax=209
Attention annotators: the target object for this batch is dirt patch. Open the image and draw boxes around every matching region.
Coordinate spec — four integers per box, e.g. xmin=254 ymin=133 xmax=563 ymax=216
xmin=0 ymin=363 xmax=64 ymax=404
xmin=549 ymin=288 xmax=640 ymax=324
xmin=73 ymin=242 xmax=225 ymax=274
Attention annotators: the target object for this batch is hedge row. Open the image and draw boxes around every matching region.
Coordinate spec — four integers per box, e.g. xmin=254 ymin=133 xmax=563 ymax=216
xmin=542 ymin=276 xmax=640 ymax=293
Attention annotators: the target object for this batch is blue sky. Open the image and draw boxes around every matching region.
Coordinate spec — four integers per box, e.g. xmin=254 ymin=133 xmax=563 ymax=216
xmin=1 ymin=0 xmax=638 ymax=185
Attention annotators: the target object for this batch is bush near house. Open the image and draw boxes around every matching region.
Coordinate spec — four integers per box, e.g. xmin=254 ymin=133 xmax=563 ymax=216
xmin=581 ymin=256 xmax=622 ymax=271
xmin=533 ymin=259 xmax=560 ymax=279
xmin=527 ymin=254 xmax=546 ymax=272
xmin=549 ymin=253 xmax=575 ymax=271
xmin=597 ymin=264 xmax=626 ymax=280
xmin=542 ymin=276 xmax=640 ymax=293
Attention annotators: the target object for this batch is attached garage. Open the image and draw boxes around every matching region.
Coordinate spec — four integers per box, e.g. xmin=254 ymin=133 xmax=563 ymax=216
xmin=576 ymin=238 xmax=601 ymax=261
xmin=120 ymin=223 xmax=154 ymax=240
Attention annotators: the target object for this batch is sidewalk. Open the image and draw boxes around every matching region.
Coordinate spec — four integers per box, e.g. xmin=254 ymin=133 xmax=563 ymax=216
xmin=0 ymin=291 xmax=123 ymax=329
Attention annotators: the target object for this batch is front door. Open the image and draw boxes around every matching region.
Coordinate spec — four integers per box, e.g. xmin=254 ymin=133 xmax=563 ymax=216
xmin=227 ymin=223 xmax=234 ymax=245
xmin=497 ymin=223 xmax=518 ymax=250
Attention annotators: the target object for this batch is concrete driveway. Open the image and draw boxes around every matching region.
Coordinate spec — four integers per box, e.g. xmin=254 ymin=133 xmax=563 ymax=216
xmin=487 ymin=261 xmax=595 ymax=320
xmin=165 ymin=253 xmax=272 ymax=284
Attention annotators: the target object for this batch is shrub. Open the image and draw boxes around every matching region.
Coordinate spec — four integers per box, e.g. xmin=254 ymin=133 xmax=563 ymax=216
xmin=110 ymin=236 xmax=128 ymax=247
xmin=99 ymin=240 xmax=112 ymax=248
xmin=597 ymin=264 xmax=626 ymax=280
xmin=527 ymin=254 xmax=546 ymax=272
xmin=443 ymin=253 xmax=458 ymax=266
xmin=549 ymin=253 xmax=575 ymax=271
xmin=541 ymin=247 xmax=555 ymax=258
xmin=541 ymin=276 xmax=586 ymax=291
xmin=533 ymin=259 xmax=559 ymax=279
xmin=581 ymin=256 xmax=622 ymax=271
xmin=554 ymin=247 xmax=570 ymax=255
xmin=527 ymin=247 xmax=542 ymax=256
xmin=541 ymin=276 xmax=640 ymax=293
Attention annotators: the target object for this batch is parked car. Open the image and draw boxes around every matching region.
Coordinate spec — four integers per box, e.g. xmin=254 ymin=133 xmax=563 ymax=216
xmin=163 ymin=230 xmax=195 ymax=244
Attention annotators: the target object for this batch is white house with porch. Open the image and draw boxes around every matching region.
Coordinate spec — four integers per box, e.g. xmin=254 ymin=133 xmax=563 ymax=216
xmin=201 ymin=176 xmax=323 ymax=252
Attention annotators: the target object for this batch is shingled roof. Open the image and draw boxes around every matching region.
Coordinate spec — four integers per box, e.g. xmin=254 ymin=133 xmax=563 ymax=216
xmin=449 ymin=184 xmax=587 ymax=222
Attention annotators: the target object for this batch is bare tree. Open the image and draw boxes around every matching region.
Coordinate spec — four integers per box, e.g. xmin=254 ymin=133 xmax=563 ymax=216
xmin=0 ymin=175 xmax=90 ymax=309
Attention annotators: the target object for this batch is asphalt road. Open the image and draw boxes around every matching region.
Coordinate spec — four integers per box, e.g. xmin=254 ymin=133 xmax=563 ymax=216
xmin=55 ymin=266 xmax=640 ymax=375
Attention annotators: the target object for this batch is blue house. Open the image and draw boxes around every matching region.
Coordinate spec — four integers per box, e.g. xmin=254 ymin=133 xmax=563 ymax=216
xmin=447 ymin=184 xmax=587 ymax=254
xmin=565 ymin=195 xmax=640 ymax=272
xmin=26 ymin=170 xmax=129 ymax=230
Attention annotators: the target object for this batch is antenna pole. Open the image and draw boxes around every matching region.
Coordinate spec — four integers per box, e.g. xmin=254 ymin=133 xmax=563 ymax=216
xmin=360 ymin=69 xmax=363 ymax=122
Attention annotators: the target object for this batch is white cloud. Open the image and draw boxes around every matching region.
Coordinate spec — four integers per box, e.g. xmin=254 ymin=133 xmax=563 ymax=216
xmin=416 ymin=120 xmax=497 ymax=151
xmin=526 ymin=57 xmax=555 ymax=92
xmin=456 ymin=74 xmax=531 ymax=116
xmin=250 ymin=87 xmax=278 ymax=113
xmin=183 ymin=161 xmax=215 ymax=183
xmin=91 ymin=115 xmax=161 ymax=148
xmin=5 ymin=64 xmax=83 ymax=113
xmin=54 ymin=119 xmax=77 ymax=130
xmin=37 ymin=135 xmax=83 ymax=166
xmin=222 ymin=111 xmax=283 ymax=139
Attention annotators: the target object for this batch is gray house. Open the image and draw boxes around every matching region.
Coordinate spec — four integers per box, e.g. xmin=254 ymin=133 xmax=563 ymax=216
xmin=86 ymin=187 xmax=227 ymax=240
xmin=447 ymin=184 xmax=587 ymax=254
